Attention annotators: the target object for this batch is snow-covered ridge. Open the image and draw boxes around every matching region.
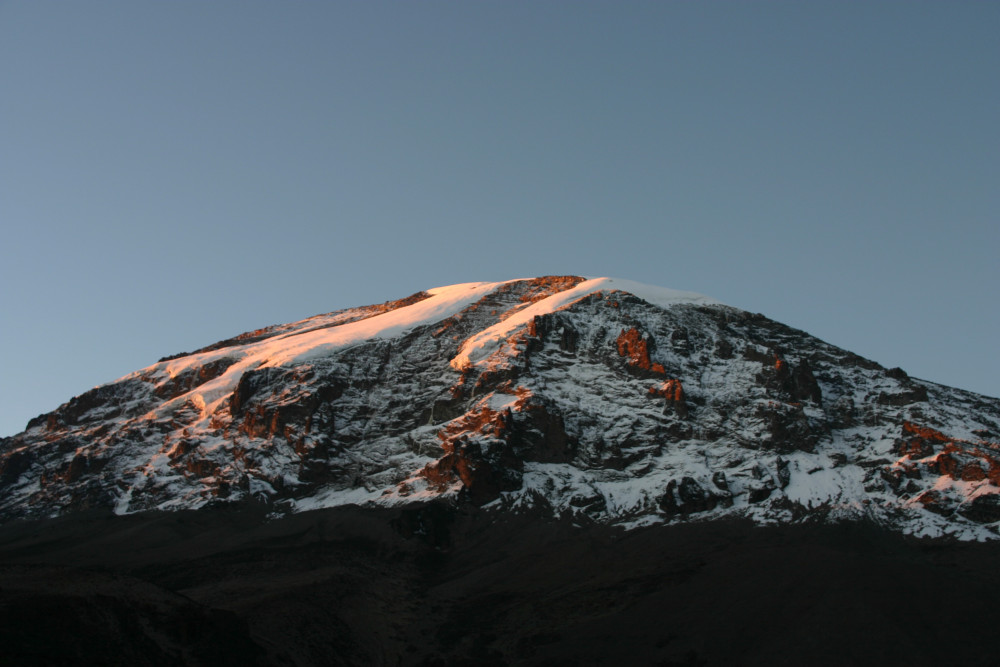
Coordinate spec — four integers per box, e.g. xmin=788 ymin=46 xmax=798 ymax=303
xmin=130 ymin=281 xmax=505 ymax=420
xmin=133 ymin=278 xmax=716 ymax=424
xmin=452 ymin=277 xmax=718 ymax=370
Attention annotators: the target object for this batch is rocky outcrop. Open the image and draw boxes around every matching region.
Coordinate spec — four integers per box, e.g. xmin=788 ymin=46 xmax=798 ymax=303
xmin=27 ymin=379 xmax=152 ymax=431
xmin=878 ymin=386 xmax=929 ymax=406
xmin=420 ymin=406 xmax=523 ymax=505
xmin=893 ymin=421 xmax=948 ymax=459
xmin=230 ymin=368 xmax=344 ymax=450
xmin=874 ymin=421 xmax=1000 ymax=521
xmin=420 ymin=387 xmax=580 ymax=505
xmin=659 ymin=476 xmax=730 ymax=515
xmin=649 ymin=379 xmax=688 ymax=418
xmin=959 ymin=495 xmax=1000 ymax=523
xmin=154 ymin=357 xmax=239 ymax=400
xmin=616 ymin=328 xmax=666 ymax=375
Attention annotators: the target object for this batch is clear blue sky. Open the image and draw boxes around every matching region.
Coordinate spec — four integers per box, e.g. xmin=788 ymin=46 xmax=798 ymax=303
xmin=1 ymin=1 xmax=997 ymax=436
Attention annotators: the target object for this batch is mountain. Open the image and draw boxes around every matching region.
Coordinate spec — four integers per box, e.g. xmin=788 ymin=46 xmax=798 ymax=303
xmin=6 ymin=275 xmax=1000 ymax=666
xmin=4 ymin=275 xmax=1000 ymax=540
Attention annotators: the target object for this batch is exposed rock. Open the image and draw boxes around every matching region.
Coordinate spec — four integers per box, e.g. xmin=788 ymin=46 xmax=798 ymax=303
xmin=421 ymin=406 xmax=523 ymax=506
xmin=0 ymin=449 xmax=34 ymax=485
xmin=841 ymin=352 xmax=884 ymax=371
xmin=789 ymin=359 xmax=823 ymax=404
xmin=649 ymin=379 xmax=688 ymax=418
xmin=959 ymin=462 xmax=987 ymax=482
xmin=829 ymin=396 xmax=856 ymax=428
xmin=754 ymin=401 xmax=817 ymax=453
xmin=878 ymin=386 xmax=929 ymax=406
xmin=748 ymin=486 xmax=774 ymax=504
xmin=959 ymin=495 xmax=1000 ymax=523
xmin=743 ymin=346 xmax=773 ymax=365
xmin=916 ymin=490 xmax=953 ymax=516
xmin=616 ymin=328 xmax=666 ymax=375
xmin=711 ymin=472 xmax=734 ymax=508
xmin=776 ymin=457 xmax=791 ymax=489
xmin=887 ymin=367 xmax=909 ymax=380
xmin=670 ymin=328 xmax=691 ymax=355
xmin=35 ymin=379 xmax=152 ymax=430
xmin=659 ymin=476 xmax=721 ymax=515
xmin=510 ymin=402 xmax=577 ymax=463
xmin=714 ymin=337 xmax=734 ymax=359
xmin=154 ymin=357 xmax=239 ymax=400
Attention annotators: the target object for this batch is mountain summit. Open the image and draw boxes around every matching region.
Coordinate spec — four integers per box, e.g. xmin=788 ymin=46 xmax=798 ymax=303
xmin=4 ymin=276 xmax=1000 ymax=539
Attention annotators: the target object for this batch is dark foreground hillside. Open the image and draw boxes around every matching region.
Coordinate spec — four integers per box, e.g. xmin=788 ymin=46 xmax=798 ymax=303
xmin=0 ymin=503 xmax=997 ymax=666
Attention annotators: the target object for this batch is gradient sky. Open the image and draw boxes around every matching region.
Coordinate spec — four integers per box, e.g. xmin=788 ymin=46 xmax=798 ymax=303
xmin=1 ymin=1 xmax=997 ymax=437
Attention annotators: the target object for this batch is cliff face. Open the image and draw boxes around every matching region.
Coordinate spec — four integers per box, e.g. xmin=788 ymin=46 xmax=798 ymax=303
xmin=3 ymin=276 xmax=1000 ymax=540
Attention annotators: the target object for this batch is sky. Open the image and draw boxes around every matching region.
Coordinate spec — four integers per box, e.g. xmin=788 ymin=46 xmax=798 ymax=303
xmin=1 ymin=1 xmax=997 ymax=437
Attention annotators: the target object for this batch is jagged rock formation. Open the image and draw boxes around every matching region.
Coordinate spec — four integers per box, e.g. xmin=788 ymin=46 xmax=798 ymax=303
xmin=3 ymin=276 xmax=1000 ymax=540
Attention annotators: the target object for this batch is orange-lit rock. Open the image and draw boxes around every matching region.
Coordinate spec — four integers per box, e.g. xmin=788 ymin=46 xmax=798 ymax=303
xmin=419 ymin=385 xmax=579 ymax=503
xmin=894 ymin=421 xmax=950 ymax=460
xmin=988 ymin=459 xmax=1000 ymax=486
xmin=916 ymin=490 xmax=952 ymax=516
xmin=649 ymin=379 xmax=688 ymax=418
xmin=420 ymin=405 xmax=520 ymax=504
xmin=616 ymin=328 xmax=666 ymax=374
xmin=933 ymin=452 xmax=960 ymax=478
xmin=896 ymin=422 xmax=1000 ymax=491
xmin=516 ymin=275 xmax=586 ymax=304
xmin=902 ymin=421 xmax=950 ymax=442
xmin=960 ymin=463 xmax=988 ymax=482
xmin=662 ymin=379 xmax=684 ymax=402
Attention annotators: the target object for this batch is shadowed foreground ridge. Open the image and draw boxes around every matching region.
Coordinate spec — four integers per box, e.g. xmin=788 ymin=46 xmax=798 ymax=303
xmin=1 ymin=503 xmax=1000 ymax=667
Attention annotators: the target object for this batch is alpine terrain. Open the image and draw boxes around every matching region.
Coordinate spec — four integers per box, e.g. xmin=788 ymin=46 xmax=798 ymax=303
xmin=3 ymin=276 xmax=1000 ymax=666
xmin=4 ymin=276 xmax=1000 ymax=538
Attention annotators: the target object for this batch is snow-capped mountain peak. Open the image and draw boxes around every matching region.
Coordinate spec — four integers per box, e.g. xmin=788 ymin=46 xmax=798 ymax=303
xmin=3 ymin=276 xmax=1000 ymax=540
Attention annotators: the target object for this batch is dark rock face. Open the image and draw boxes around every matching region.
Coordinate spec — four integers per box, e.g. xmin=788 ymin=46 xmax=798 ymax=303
xmin=511 ymin=402 xmax=578 ymax=464
xmin=894 ymin=421 xmax=948 ymax=459
xmin=878 ymin=385 xmax=929 ymax=406
xmin=420 ymin=391 xmax=581 ymax=506
xmin=0 ymin=448 xmax=34 ymax=485
xmin=959 ymin=495 xmax=1000 ymax=523
xmin=748 ymin=486 xmax=774 ymax=504
xmin=31 ymin=378 xmax=154 ymax=430
xmin=788 ymin=358 xmax=823 ymax=404
xmin=659 ymin=476 xmax=724 ymax=515
xmin=230 ymin=367 xmax=344 ymax=445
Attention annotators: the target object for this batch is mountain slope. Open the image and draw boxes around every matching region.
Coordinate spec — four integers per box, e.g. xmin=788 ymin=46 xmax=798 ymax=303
xmin=4 ymin=504 xmax=1000 ymax=666
xmin=3 ymin=276 xmax=1000 ymax=540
